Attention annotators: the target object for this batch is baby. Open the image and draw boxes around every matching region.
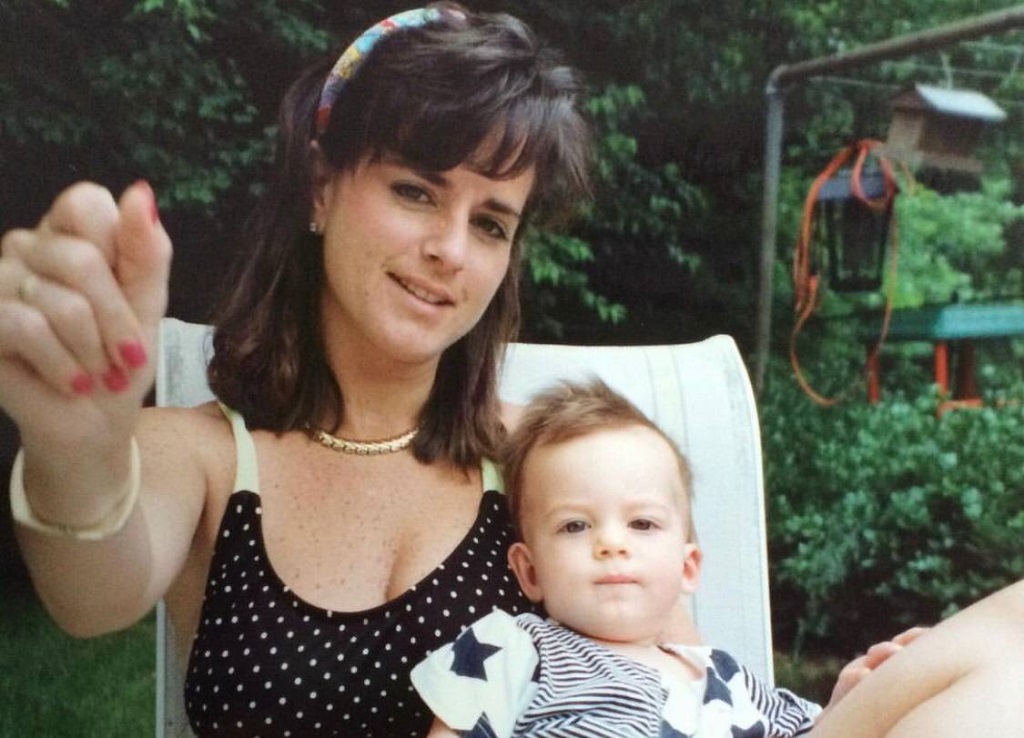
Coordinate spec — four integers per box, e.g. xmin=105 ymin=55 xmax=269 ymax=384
xmin=411 ymin=378 xmax=819 ymax=736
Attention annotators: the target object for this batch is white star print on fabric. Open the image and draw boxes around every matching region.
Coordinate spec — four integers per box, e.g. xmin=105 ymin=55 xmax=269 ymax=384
xmin=412 ymin=610 xmax=539 ymax=736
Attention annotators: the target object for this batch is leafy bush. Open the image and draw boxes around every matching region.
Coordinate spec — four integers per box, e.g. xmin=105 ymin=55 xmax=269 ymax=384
xmin=0 ymin=0 xmax=330 ymax=215
xmin=769 ymin=155 xmax=1024 ymax=656
xmin=762 ymin=357 xmax=1024 ymax=655
xmin=890 ymin=178 xmax=1024 ymax=308
xmin=520 ymin=83 xmax=706 ymax=341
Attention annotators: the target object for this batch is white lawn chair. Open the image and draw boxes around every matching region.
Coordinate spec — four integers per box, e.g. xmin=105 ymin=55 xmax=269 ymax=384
xmin=155 ymin=317 xmax=772 ymax=737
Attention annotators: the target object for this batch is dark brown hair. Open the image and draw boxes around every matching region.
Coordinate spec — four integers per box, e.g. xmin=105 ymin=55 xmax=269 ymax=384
xmin=502 ymin=378 xmax=696 ymax=541
xmin=208 ymin=4 xmax=592 ymax=466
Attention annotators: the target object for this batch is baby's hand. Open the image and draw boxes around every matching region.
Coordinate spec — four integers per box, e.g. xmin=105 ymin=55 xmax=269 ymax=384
xmin=822 ymin=626 xmax=928 ymax=714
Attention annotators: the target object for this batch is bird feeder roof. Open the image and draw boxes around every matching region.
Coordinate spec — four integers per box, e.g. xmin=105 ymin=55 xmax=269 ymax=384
xmin=891 ymin=84 xmax=1007 ymax=122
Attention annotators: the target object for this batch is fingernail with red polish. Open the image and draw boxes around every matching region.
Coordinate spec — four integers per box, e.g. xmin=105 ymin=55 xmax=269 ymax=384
xmin=71 ymin=373 xmax=95 ymax=396
xmin=102 ymin=366 xmax=130 ymax=392
xmin=119 ymin=341 xmax=148 ymax=369
xmin=134 ymin=179 xmax=159 ymax=224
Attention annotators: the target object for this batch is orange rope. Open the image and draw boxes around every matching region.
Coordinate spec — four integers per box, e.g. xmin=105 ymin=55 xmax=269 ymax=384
xmin=790 ymin=140 xmax=901 ymax=406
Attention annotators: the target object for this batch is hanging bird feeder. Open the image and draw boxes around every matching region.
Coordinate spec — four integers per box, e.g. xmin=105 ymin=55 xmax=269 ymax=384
xmin=879 ymin=84 xmax=1006 ymax=173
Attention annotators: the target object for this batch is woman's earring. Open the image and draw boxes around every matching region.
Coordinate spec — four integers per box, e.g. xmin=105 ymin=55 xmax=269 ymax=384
xmin=309 ymin=221 xmax=322 ymax=236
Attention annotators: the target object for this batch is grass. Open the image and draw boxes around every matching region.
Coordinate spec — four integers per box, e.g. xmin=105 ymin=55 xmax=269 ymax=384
xmin=773 ymin=649 xmax=846 ymax=706
xmin=0 ymin=580 xmax=154 ymax=737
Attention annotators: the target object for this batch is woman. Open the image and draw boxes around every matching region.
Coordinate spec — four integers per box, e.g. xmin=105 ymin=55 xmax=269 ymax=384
xmin=0 ymin=5 xmax=589 ymax=735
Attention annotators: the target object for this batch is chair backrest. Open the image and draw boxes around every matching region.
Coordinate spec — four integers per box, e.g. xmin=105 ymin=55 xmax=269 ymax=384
xmin=155 ymin=317 xmax=773 ymax=738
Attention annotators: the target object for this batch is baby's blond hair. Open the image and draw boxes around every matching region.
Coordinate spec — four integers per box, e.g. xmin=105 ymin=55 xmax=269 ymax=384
xmin=502 ymin=378 xmax=696 ymax=541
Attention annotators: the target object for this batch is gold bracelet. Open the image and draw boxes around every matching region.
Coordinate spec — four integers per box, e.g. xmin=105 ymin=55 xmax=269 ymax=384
xmin=9 ymin=438 xmax=141 ymax=541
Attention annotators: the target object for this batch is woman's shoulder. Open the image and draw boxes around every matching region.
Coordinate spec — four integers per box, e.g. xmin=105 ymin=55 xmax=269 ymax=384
xmin=142 ymin=400 xmax=233 ymax=438
xmin=139 ymin=402 xmax=236 ymax=491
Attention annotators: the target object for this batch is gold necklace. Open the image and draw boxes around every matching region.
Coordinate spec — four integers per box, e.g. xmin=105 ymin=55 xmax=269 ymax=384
xmin=309 ymin=426 xmax=418 ymax=456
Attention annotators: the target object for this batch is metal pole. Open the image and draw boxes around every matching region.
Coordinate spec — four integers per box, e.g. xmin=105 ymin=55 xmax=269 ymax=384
xmin=753 ymin=83 xmax=785 ymax=395
xmin=772 ymin=5 xmax=1024 ymax=89
xmin=752 ymin=4 xmax=1024 ymax=395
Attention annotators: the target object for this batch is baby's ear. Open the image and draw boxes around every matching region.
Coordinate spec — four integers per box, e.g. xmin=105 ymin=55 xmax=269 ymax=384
xmin=507 ymin=542 xmax=544 ymax=603
xmin=680 ymin=543 xmax=702 ymax=595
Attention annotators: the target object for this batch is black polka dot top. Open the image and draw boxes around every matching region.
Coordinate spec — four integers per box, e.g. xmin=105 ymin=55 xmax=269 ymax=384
xmin=184 ymin=407 xmax=531 ymax=737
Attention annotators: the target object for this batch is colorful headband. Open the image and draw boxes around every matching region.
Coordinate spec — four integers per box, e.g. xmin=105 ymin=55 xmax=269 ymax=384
xmin=315 ymin=7 xmax=453 ymax=137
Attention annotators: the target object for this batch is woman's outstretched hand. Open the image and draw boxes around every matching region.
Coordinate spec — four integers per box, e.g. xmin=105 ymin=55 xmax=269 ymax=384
xmin=0 ymin=180 xmax=172 ymax=447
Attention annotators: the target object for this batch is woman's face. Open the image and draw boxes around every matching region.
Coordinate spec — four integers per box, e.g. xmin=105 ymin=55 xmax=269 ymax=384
xmin=313 ymin=152 xmax=534 ymax=372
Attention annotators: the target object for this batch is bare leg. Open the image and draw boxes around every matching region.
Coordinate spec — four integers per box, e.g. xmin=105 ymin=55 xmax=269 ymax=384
xmin=809 ymin=580 xmax=1024 ymax=738
xmin=887 ymin=657 xmax=1024 ymax=737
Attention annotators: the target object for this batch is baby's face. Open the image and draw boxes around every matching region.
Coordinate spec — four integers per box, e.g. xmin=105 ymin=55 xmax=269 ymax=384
xmin=507 ymin=424 xmax=700 ymax=645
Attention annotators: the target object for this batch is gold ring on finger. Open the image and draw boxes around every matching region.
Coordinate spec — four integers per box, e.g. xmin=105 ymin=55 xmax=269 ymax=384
xmin=17 ymin=273 xmax=40 ymax=303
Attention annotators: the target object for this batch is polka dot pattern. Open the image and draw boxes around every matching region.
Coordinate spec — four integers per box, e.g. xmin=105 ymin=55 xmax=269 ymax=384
xmin=185 ymin=489 xmax=530 ymax=736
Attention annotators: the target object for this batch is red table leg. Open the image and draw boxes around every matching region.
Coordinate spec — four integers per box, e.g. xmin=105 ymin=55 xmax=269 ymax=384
xmin=866 ymin=348 xmax=880 ymax=404
xmin=934 ymin=341 xmax=949 ymax=395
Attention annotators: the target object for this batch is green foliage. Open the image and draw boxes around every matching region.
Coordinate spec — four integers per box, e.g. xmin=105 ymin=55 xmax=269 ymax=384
xmin=777 ymin=170 xmax=1024 ymax=331
xmin=890 ymin=178 xmax=1024 ymax=308
xmin=774 ymin=3 xmax=1024 ymax=336
xmin=554 ymin=0 xmax=1024 ymax=344
xmin=521 ymin=229 xmax=626 ymax=338
xmin=773 ymin=650 xmax=845 ymax=706
xmin=763 ymin=357 xmax=1024 ymax=653
xmin=773 ymin=117 xmax=1024 ymax=658
xmin=0 ymin=0 xmax=329 ymax=217
xmin=584 ymin=85 xmax=705 ymax=272
xmin=521 ymin=83 xmax=704 ymax=339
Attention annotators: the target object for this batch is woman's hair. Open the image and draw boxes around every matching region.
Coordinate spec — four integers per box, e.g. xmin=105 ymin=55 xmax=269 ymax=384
xmin=501 ymin=378 xmax=696 ymax=542
xmin=208 ymin=4 xmax=592 ymax=466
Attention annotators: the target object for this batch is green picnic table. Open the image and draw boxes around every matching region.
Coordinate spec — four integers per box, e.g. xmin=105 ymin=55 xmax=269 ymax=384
xmin=865 ymin=302 xmax=1024 ymax=405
